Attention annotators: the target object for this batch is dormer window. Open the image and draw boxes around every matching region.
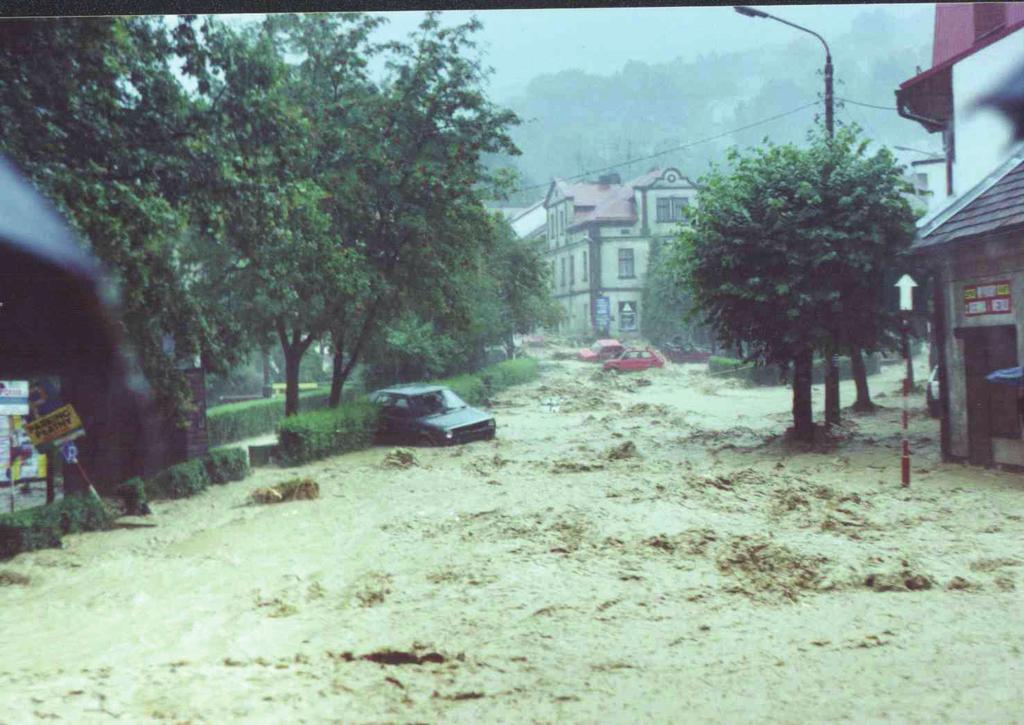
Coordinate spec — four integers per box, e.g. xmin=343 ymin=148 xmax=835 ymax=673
xmin=656 ymin=197 xmax=689 ymax=222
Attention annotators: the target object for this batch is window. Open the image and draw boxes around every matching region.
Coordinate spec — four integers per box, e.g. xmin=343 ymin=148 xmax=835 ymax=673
xmin=656 ymin=196 xmax=690 ymax=222
xmin=568 ymin=255 xmax=575 ymax=287
xmin=551 ymin=261 xmax=556 ymax=289
xmin=620 ymin=228 xmax=630 ymax=235
xmin=619 ymin=300 xmax=638 ymax=331
xmin=618 ymin=248 xmax=635 ymax=278
xmin=581 ymin=251 xmax=588 ymax=283
xmin=560 ymin=257 xmax=566 ymax=287
xmin=582 ymin=303 xmax=589 ymax=325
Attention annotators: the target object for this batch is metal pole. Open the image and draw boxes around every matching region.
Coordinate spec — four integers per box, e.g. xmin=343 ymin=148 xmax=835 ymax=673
xmin=901 ymin=314 xmax=911 ymax=487
xmin=825 ymin=53 xmax=834 ymax=139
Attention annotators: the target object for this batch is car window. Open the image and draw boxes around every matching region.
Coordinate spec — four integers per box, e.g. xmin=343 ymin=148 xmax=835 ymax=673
xmin=640 ymin=351 xmax=651 ymax=359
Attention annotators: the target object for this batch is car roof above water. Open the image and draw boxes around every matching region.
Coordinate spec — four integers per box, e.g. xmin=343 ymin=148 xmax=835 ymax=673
xmin=371 ymin=384 xmax=447 ymax=397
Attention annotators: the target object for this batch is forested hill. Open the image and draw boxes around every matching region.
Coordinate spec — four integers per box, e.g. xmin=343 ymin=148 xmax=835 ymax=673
xmin=491 ymin=6 xmax=935 ymax=205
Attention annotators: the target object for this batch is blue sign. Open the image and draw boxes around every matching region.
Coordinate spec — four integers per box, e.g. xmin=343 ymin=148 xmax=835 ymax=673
xmin=60 ymin=441 xmax=78 ymax=464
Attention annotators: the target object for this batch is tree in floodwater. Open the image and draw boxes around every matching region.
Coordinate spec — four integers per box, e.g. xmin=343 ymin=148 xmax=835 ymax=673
xmin=674 ymin=127 xmax=915 ymax=441
xmin=309 ymin=13 xmax=520 ymax=406
xmin=184 ymin=17 xmax=366 ymax=416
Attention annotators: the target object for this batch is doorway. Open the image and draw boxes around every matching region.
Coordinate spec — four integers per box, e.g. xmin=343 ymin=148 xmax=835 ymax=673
xmin=959 ymin=324 xmax=1020 ymax=465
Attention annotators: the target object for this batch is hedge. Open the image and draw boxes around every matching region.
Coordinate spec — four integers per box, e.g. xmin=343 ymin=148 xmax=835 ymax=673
xmin=707 ymin=355 xmax=881 ymax=387
xmin=207 ymin=391 xmax=331 ymax=447
xmin=203 ymin=447 xmax=250 ymax=485
xmin=274 ymin=358 xmax=542 ymax=467
xmin=479 ymin=358 xmax=540 ymax=393
xmin=0 ymin=495 xmax=114 ymax=560
xmin=276 ymin=401 xmax=379 ymax=466
xmin=147 ymin=458 xmax=209 ymax=500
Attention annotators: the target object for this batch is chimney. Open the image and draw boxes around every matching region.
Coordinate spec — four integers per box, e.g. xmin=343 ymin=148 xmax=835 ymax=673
xmin=598 ymin=172 xmax=621 ymax=185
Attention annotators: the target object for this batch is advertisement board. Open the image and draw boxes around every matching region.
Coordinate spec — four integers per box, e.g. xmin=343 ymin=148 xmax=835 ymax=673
xmin=25 ymin=404 xmax=85 ymax=451
xmin=0 ymin=381 xmax=30 ymax=416
xmin=964 ymin=281 xmax=1012 ymax=317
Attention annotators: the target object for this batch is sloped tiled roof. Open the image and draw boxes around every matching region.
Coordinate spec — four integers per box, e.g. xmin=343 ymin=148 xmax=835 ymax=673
xmin=545 ymin=168 xmax=695 ymax=229
xmin=915 ymin=149 xmax=1024 ymax=250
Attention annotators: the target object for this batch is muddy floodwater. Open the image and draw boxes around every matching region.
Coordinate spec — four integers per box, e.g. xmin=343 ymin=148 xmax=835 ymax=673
xmin=1 ymin=354 xmax=1022 ymax=723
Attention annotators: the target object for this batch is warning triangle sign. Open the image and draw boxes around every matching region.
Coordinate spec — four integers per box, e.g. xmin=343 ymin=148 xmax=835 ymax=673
xmin=622 ymin=302 xmax=634 ymax=312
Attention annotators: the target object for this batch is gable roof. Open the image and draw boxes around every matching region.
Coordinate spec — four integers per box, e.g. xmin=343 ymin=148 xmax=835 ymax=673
xmin=543 ymin=167 xmax=696 ymax=228
xmin=915 ymin=145 xmax=1024 ymax=251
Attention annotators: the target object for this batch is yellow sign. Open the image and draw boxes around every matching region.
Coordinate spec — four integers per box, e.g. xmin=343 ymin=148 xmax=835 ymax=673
xmin=25 ymin=404 xmax=85 ymax=449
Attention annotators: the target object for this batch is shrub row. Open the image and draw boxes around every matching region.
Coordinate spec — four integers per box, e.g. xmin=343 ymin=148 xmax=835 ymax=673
xmin=207 ymin=391 xmax=331 ymax=447
xmin=708 ymin=355 xmax=881 ymax=387
xmin=276 ymin=401 xmax=379 ymax=466
xmin=0 ymin=494 xmax=115 ymax=561
xmin=0 ymin=447 xmax=253 ymax=561
xmin=275 ymin=358 xmax=542 ymax=467
xmin=145 ymin=447 xmax=252 ymax=501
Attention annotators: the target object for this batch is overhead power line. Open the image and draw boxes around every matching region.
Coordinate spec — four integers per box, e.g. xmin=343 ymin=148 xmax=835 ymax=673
xmin=837 ymin=96 xmax=898 ymax=111
xmin=512 ymin=100 xmax=821 ymax=195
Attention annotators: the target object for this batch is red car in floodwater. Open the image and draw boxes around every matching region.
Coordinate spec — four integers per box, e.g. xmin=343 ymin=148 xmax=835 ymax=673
xmin=603 ymin=348 xmax=665 ymax=372
xmin=577 ymin=339 xmax=626 ymax=362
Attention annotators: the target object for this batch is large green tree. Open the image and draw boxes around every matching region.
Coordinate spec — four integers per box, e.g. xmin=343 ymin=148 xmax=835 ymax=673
xmin=0 ymin=17 xmax=246 ymax=423
xmin=676 ymin=127 xmax=915 ymax=441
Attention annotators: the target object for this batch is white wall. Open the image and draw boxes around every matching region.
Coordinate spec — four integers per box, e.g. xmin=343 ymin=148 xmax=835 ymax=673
xmin=952 ymin=32 xmax=1024 ymax=196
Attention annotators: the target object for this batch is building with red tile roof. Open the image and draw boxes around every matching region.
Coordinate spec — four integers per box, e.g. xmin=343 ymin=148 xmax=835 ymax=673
xmin=542 ymin=167 xmax=697 ymax=337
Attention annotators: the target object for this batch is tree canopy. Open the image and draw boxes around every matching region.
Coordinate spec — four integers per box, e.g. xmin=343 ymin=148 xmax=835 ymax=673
xmin=674 ymin=126 xmax=916 ymax=440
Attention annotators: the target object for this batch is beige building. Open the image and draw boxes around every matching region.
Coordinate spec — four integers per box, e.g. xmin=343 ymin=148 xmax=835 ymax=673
xmin=542 ymin=167 xmax=697 ymax=338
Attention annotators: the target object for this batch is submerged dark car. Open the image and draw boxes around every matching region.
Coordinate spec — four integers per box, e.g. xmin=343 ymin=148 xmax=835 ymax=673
xmin=369 ymin=384 xmax=496 ymax=446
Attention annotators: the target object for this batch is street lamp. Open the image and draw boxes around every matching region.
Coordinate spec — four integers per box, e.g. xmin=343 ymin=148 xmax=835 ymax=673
xmin=735 ymin=5 xmax=841 ymax=424
xmin=734 ymin=6 xmax=833 ymax=138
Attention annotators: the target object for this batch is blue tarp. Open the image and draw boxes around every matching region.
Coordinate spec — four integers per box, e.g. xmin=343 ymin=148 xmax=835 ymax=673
xmin=986 ymin=366 xmax=1024 ymax=386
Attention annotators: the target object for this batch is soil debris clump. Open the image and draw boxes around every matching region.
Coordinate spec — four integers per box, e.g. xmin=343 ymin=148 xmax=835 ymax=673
xmin=251 ymin=478 xmax=320 ymax=505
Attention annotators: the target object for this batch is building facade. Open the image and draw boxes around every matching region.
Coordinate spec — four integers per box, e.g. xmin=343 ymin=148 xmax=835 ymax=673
xmin=542 ymin=168 xmax=697 ymax=338
xmin=898 ymin=3 xmax=1024 ymax=468
xmin=913 ymin=152 xmax=1024 ymax=467
xmin=896 ymin=2 xmax=1024 ymax=207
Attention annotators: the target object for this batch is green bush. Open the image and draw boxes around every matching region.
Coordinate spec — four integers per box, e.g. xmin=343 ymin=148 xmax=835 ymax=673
xmin=207 ymin=391 xmax=331 ymax=447
xmin=434 ymin=373 xmax=487 ymax=406
xmin=203 ymin=448 xmax=250 ymax=484
xmin=148 ymin=459 xmax=210 ymax=500
xmin=480 ymin=358 xmax=540 ymax=392
xmin=117 ymin=477 xmax=148 ymax=515
xmin=276 ymin=400 xmax=379 ymax=466
xmin=0 ymin=495 xmax=114 ymax=560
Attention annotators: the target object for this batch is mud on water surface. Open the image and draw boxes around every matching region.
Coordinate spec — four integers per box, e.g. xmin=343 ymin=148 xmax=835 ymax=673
xmin=0 ymin=351 xmax=1023 ymax=723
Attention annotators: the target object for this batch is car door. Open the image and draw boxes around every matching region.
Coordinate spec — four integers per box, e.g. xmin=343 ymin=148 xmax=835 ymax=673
xmin=636 ymin=351 xmax=654 ymax=369
xmin=620 ymin=352 xmax=639 ymax=370
xmin=380 ymin=395 xmax=412 ymax=438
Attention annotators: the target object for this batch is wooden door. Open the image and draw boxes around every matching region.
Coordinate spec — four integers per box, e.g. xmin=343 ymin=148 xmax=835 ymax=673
xmin=960 ymin=325 xmax=1019 ymax=465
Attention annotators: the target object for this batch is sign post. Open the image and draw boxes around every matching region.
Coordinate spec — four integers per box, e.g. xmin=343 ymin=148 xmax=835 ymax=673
xmin=895 ymin=274 xmax=917 ymax=487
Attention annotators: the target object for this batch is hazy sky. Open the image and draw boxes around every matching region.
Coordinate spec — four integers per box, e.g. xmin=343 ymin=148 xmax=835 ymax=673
xmin=363 ymin=4 xmax=934 ymax=100
xmin=219 ymin=5 xmax=934 ymax=101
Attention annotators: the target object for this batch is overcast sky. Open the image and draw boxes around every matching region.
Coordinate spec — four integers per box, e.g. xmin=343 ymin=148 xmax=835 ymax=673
xmin=219 ymin=4 xmax=934 ymax=101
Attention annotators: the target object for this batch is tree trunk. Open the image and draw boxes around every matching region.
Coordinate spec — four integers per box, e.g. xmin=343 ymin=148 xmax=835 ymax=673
xmin=824 ymin=345 xmax=840 ymax=426
xmin=328 ymin=340 xmax=345 ymax=408
xmin=283 ymin=348 xmax=301 ymax=417
xmin=850 ymin=346 xmax=874 ymax=411
xmin=792 ymin=348 xmax=814 ymax=442
xmin=262 ymin=351 xmax=272 ymax=398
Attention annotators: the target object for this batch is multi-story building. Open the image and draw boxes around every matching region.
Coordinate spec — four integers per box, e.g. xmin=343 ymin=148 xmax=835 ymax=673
xmin=898 ymin=3 xmax=1024 ymax=467
xmin=542 ymin=167 xmax=697 ymax=338
xmin=896 ymin=2 xmax=1024 ymax=206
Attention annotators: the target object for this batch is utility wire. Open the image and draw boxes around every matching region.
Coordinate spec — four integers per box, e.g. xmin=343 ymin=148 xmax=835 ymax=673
xmin=836 ymin=96 xmax=898 ymax=111
xmin=509 ymin=96 xmax=897 ymax=198
xmin=511 ymin=100 xmax=821 ymax=195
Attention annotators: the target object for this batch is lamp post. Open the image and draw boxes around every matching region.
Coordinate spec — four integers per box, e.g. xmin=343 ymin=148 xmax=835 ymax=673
xmin=734 ymin=6 xmax=833 ymax=138
xmin=735 ymin=5 xmax=840 ymax=425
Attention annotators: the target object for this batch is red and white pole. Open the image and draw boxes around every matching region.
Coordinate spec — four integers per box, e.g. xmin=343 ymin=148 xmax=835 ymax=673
xmin=901 ymin=314 xmax=911 ymax=487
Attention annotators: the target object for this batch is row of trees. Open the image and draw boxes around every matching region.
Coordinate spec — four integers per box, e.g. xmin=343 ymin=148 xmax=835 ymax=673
xmin=658 ymin=127 xmax=917 ymax=442
xmin=0 ymin=14 xmax=558 ymax=423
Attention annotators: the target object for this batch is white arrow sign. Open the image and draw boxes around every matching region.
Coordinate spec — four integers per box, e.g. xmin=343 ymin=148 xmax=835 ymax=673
xmin=895 ymin=274 xmax=918 ymax=311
